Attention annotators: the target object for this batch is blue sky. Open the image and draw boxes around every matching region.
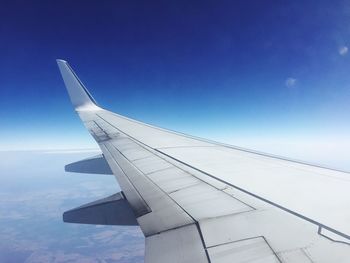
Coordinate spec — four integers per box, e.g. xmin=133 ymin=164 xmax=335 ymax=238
xmin=2 ymin=1 xmax=350 ymax=168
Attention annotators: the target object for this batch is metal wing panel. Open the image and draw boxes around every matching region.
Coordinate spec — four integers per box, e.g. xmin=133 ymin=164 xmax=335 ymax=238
xmin=207 ymin=237 xmax=280 ymax=263
xmin=102 ymin=139 xmax=195 ymax=236
xmin=94 ymin=108 xmax=350 ymax=241
xmin=85 ymin=111 xmax=350 ymax=262
xmin=145 ymin=224 xmax=209 ymax=263
xmin=96 ymin=110 xmax=214 ymax=148
xmin=58 ymin=60 xmax=350 ymax=262
xmin=93 ymin=115 xmax=255 ymax=234
xmin=159 ymin=146 xmax=350 ymax=237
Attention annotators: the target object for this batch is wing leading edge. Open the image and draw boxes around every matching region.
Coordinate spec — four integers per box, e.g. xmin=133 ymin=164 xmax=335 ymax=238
xmin=58 ymin=60 xmax=350 ymax=263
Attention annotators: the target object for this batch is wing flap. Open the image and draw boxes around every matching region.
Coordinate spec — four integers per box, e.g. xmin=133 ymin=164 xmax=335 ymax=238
xmin=145 ymin=224 xmax=209 ymax=263
xmin=63 ymin=192 xmax=138 ymax=226
xmin=58 ymin=60 xmax=350 ymax=262
xmin=65 ymin=154 xmax=113 ymax=175
xmin=207 ymin=237 xmax=280 ymax=263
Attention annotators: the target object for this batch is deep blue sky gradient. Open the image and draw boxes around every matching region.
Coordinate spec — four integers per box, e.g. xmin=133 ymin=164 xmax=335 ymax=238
xmin=2 ymin=0 xmax=350 ymax=167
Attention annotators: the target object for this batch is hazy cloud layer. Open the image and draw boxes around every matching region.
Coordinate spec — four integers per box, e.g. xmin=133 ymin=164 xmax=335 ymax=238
xmin=0 ymin=151 xmax=144 ymax=263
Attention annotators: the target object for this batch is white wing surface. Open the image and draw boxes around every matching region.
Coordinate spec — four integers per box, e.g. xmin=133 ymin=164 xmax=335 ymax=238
xmin=57 ymin=59 xmax=350 ymax=263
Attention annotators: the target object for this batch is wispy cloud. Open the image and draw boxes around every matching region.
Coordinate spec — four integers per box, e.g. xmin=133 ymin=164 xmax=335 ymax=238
xmin=285 ymin=77 xmax=297 ymax=88
xmin=339 ymin=46 xmax=348 ymax=56
xmin=42 ymin=149 xmax=100 ymax=154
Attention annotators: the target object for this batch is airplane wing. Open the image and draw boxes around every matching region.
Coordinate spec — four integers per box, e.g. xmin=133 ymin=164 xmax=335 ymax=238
xmin=57 ymin=59 xmax=350 ymax=263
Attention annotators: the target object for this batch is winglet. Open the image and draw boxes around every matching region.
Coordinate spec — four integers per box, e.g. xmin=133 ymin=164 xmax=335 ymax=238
xmin=57 ymin=59 xmax=100 ymax=111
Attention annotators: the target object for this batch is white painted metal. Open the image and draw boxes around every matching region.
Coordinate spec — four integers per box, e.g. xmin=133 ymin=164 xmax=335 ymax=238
xmin=98 ymin=110 xmax=213 ymax=148
xmin=200 ymin=184 xmax=350 ymax=262
xmin=102 ymin=140 xmax=194 ymax=236
xmin=57 ymin=60 xmax=100 ymax=111
xmin=147 ymin=167 xmax=201 ymax=193
xmin=207 ymin=237 xmax=279 ymax=263
xmin=169 ymin=183 xmax=252 ymax=220
xmin=161 ymin=146 xmax=350 ymax=236
xmin=277 ymin=249 xmax=313 ymax=263
xmin=145 ymin=224 xmax=208 ymax=263
xmin=58 ymin=60 xmax=350 ymax=262
xmin=133 ymin=155 xmax=173 ymax=175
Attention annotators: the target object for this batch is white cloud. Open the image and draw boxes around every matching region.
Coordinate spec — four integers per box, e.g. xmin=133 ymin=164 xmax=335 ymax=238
xmin=339 ymin=46 xmax=348 ymax=56
xmin=285 ymin=77 xmax=297 ymax=88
